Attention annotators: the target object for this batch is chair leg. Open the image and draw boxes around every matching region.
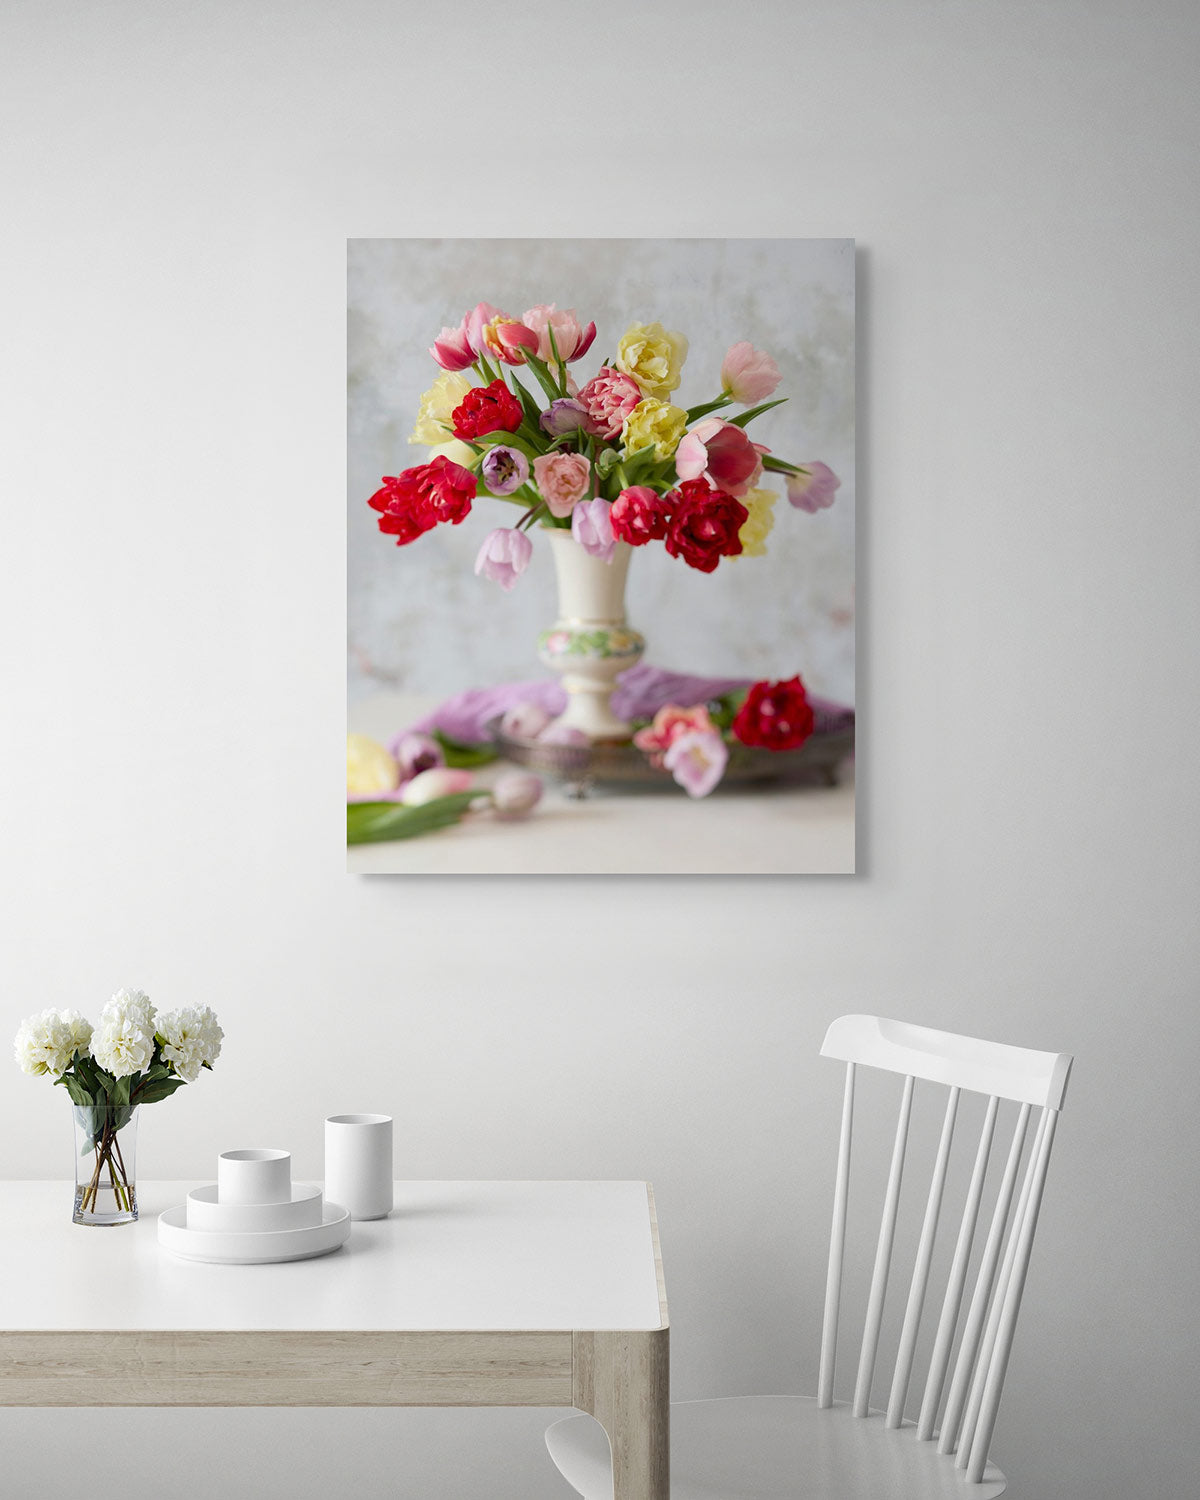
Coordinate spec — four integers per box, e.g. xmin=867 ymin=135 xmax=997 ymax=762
xmin=572 ymin=1329 xmax=669 ymax=1500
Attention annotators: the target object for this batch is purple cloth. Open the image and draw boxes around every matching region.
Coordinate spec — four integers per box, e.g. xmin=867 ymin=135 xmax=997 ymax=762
xmin=392 ymin=664 xmax=854 ymax=753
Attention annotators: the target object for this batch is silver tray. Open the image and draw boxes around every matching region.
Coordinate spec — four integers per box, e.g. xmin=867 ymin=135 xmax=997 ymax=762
xmin=489 ymin=719 xmax=854 ymax=798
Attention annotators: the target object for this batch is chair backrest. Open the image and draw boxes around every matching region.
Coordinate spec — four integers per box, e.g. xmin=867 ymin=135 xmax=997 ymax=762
xmin=817 ymin=1014 xmax=1072 ymax=1484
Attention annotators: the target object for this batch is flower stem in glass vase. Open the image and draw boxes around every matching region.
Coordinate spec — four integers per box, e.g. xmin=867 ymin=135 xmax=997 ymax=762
xmin=72 ymin=1104 xmax=138 ymax=1225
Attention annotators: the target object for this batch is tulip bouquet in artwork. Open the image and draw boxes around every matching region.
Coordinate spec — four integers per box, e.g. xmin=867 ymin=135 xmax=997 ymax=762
xmin=366 ymin=301 xmax=841 ymax=588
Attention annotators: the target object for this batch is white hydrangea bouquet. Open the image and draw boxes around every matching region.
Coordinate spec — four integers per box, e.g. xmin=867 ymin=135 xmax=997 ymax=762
xmin=13 ymin=988 xmax=223 ymax=1225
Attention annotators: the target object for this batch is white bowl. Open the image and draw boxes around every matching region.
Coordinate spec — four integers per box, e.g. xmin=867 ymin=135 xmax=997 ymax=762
xmin=158 ymin=1200 xmax=351 ymax=1265
xmin=217 ymin=1148 xmax=291 ymax=1205
xmin=186 ymin=1182 xmax=323 ymax=1233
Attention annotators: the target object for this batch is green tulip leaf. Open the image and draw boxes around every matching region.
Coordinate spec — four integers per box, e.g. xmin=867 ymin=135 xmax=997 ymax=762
xmin=727 ymin=397 xmax=788 ymax=428
xmin=432 ymin=730 xmax=499 ymax=769
xmin=684 ymin=395 xmax=734 ymax=424
xmin=347 ymin=791 xmax=479 ymax=846
xmin=520 ymin=350 xmax=565 ymax=405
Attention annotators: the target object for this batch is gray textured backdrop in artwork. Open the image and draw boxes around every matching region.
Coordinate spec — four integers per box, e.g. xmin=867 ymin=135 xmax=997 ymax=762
xmin=348 ymin=238 xmax=855 ymax=705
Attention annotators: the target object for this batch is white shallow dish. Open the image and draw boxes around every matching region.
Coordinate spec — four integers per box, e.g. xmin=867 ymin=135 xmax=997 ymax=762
xmin=186 ymin=1182 xmax=323 ymax=1233
xmin=158 ymin=1200 xmax=350 ymax=1265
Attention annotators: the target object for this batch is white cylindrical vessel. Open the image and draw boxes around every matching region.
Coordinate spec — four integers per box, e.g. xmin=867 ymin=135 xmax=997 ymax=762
xmin=324 ymin=1114 xmax=393 ymax=1220
xmin=186 ymin=1182 xmax=323 ymax=1233
xmin=217 ymin=1148 xmax=291 ymax=1205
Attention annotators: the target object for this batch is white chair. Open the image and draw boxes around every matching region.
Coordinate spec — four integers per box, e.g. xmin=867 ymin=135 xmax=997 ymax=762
xmin=545 ymin=1014 xmax=1072 ymax=1499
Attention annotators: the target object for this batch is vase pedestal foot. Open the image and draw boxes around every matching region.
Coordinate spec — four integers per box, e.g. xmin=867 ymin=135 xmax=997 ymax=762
xmin=555 ymin=680 xmax=636 ymax=743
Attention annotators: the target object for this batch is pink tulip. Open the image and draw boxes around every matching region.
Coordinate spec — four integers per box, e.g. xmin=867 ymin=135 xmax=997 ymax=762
xmin=675 ymin=418 xmax=765 ymax=499
xmin=532 ymin=452 xmax=592 ymax=518
xmin=474 ymin=527 xmax=533 ymax=591
xmin=401 ymin=767 xmax=474 ymax=805
xmin=571 ymin=498 xmax=616 ymax=562
xmin=786 ymin=462 xmax=841 ymax=512
xmin=576 ymin=366 xmax=642 ymax=439
xmin=464 ymin=303 xmax=538 ymax=364
xmin=488 ymin=319 xmax=539 ymax=364
xmin=430 ymin=320 xmax=475 ymax=372
xmin=633 ymin=704 xmax=716 ymax=764
xmin=721 ymin=341 xmax=781 ymax=404
xmin=523 ymin=304 xmax=597 ymax=365
xmin=663 ymin=729 xmax=728 ymax=798
xmin=464 ymin=302 xmax=504 ymax=355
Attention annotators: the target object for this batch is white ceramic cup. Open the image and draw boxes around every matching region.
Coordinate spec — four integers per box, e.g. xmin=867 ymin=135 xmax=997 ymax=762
xmin=324 ymin=1114 xmax=393 ymax=1220
xmin=218 ymin=1148 xmax=292 ymax=1205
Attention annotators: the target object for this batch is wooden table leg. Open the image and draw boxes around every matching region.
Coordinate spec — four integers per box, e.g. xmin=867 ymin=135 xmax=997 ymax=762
xmin=574 ymin=1327 xmax=669 ymax=1499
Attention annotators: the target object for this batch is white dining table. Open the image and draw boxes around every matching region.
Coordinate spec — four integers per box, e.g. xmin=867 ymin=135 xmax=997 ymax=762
xmin=348 ymin=691 xmax=855 ymax=875
xmin=0 ymin=1179 xmax=670 ymax=1499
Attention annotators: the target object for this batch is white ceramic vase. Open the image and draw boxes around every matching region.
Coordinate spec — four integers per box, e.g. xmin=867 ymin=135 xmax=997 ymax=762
xmin=537 ymin=530 xmax=645 ymax=741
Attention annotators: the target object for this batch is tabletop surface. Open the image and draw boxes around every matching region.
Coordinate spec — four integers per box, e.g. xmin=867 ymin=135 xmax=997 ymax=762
xmin=0 ymin=1180 xmax=665 ymax=1334
xmin=348 ymin=692 xmax=855 ymax=875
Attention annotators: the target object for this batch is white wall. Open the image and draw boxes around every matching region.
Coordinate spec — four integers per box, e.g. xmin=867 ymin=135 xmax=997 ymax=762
xmin=2 ymin=3 xmax=1197 ymax=1498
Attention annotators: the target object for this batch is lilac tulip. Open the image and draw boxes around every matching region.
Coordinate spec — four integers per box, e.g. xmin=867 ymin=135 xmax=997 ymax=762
xmin=786 ymin=462 xmax=841 ymax=513
xmin=480 ymin=445 xmax=530 ymax=496
xmin=394 ymin=731 xmax=443 ymax=783
xmin=500 ymin=701 xmax=553 ymax=741
xmin=474 ymin=527 xmax=533 ymax=591
xmin=492 ymin=770 xmax=544 ymax=819
xmin=663 ymin=729 xmax=729 ymax=798
xmin=539 ymin=398 xmax=591 ymax=438
xmin=571 ymin=497 xmax=616 ymax=563
xmin=538 ymin=721 xmax=590 ymax=748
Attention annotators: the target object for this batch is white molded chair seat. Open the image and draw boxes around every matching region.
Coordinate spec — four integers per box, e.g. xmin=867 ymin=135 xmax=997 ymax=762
xmin=546 ymin=1397 xmax=1007 ymax=1500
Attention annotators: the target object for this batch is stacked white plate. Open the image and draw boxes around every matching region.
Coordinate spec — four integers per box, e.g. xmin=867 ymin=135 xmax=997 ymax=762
xmin=158 ymin=1148 xmax=351 ymax=1264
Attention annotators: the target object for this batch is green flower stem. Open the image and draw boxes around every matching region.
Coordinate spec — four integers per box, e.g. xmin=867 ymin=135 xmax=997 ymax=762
xmin=517 ymin=501 xmax=548 ymax=531
xmin=82 ymin=1145 xmax=103 ymax=1214
xmin=112 ymin=1131 xmax=130 ymax=1196
xmin=546 ymin=324 xmax=568 ymax=396
xmin=78 ymin=1111 xmax=133 ymax=1215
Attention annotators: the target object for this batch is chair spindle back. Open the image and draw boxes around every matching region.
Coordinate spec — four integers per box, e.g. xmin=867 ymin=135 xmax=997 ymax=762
xmin=817 ymin=1015 xmax=1072 ymax=1484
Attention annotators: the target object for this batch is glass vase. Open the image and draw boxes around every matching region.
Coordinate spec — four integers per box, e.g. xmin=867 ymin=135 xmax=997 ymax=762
xmin=72 ymin=1103 xmax=139 ymax=1225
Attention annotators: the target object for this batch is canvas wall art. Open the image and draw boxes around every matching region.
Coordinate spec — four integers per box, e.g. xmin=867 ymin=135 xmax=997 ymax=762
xmin=347 ymin=238 xmax=855 ymax=874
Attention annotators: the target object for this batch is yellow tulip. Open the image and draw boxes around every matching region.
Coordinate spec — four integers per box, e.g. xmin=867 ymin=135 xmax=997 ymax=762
xmin=408 ymin=371 xmax=471 ymax=446
xmin=615 ymin=321 xmax=688 ymax=398
xmin=622 ymin=398 xmax=688 ymax=460
xmin=734 ymin=488 xmax=777 ymax=558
